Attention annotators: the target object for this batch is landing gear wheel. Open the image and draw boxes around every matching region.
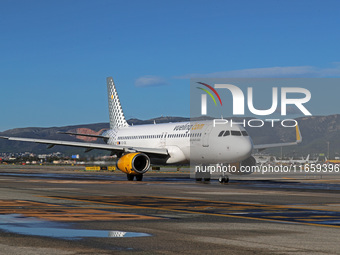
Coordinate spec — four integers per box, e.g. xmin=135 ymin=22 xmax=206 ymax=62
xmin=219 ymin=176 xmax=229 ymax=184
xmin=195 ymin=165 xmax=211 ymax=183
xmin=136 ymin=175 xmax=143 ymax=181
xmin=127 ymin=174 xmax=135 ymax=181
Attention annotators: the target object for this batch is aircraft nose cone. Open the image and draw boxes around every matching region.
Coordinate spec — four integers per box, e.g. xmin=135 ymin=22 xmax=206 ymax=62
xmin=243 ymin=138 xmax=253 ymax=158
xmin=233 ymin=138 xmax=253 ymax=162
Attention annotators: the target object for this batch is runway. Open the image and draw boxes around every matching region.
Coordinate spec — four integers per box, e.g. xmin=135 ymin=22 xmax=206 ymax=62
xmin=0 ymin=165 xmax=339 ymax=254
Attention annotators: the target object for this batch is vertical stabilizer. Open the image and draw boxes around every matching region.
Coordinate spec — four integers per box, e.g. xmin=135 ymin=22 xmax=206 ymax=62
xmin=107 ymin=77 xmax=129 ymax=129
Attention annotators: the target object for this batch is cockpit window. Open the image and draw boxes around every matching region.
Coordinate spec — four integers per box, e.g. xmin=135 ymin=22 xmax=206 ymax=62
xmin=223 ymin=130 xmax=230 ymax=136
xmin=218 ymin=131 xmax=224 ymax=137
xmin=241 ymin=131 xmax=249 ymax=136
xmin=231 ymin=130 xmax=242 ymax=136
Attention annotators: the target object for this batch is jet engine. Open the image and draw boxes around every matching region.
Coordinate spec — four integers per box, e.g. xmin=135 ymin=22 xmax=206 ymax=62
xmin=116 ymin=152 xmax=151 ymax=175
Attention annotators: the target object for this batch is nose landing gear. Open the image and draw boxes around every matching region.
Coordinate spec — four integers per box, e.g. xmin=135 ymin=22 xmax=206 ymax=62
xmin=218 ymin=166 xmax=229 ymax=183
xmin=218 ymin=176 xmax=229 ymax=184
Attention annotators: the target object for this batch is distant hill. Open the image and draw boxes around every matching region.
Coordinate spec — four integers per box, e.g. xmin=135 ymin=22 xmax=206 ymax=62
xmin=0 ymin=115 xmax=339 ymax=158
xmin=245 ymin=115 xmax=340 ymax=157
xmin=0 ymin=117 xmax=190 ymax=156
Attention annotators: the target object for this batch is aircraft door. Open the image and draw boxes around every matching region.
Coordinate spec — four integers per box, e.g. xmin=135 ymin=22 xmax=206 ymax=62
xmin=160 ymin=132 xmax=167 ymax=147
xmin=202 ymin=125 xmax=213 ymax=147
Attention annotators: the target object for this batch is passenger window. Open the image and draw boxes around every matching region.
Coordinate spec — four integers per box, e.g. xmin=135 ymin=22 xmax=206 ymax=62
xmin=223 ymin=131 xmax=230 ymax=136
xmin=231 ymin=130 xmax=242 ymax=136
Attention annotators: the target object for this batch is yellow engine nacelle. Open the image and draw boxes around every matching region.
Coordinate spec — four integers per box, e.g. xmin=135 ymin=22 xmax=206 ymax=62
xmin=116 ymin=153 xmax=150 ymax=175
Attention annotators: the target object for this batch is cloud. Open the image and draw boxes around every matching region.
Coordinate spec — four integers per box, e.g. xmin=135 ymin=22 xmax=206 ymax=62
xmin=135 ymin=75 xmax=167 ymax=87
xmin=175 ymin=63 xmax=340 ymax=79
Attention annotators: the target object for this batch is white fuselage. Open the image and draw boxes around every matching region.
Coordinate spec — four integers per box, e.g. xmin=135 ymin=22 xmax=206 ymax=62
xmin=105 ymin=120 xmax=253 ymax=165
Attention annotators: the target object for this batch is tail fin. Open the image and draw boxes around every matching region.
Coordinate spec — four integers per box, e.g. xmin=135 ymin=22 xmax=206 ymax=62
xmin=106 ymin=77 xmax=129 ymax=129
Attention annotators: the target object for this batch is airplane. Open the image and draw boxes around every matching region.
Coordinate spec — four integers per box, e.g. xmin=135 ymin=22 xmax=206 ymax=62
xmin=0 ymin=77 xmax=302 ymax=183
xmin=273 ymin=156 xmax=293 ymax=165
xmin=309 ymin=157 xmax=319 ymax=164
xmin=290 ymin=154 xmax=310 ymax=164
xmin=273 ymin=155 xmax=310 ymax=165
xmin=253 ymin=154 xmax=271 ymax=164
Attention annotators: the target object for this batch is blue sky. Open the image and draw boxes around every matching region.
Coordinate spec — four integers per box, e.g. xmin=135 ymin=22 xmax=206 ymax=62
xmin=1 ymin=0 xmax=340 ymax=131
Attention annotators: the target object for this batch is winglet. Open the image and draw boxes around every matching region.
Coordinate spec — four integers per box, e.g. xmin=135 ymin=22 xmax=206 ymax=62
xmin=296 ymin=124 xmax=302 ymax=143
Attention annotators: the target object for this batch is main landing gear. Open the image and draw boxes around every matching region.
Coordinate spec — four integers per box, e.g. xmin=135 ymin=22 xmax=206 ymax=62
xmin=195 ymin=175 xmax=229 ymax=184
xmin=195 ymin=164 xmax=230 ymax=184
xmin=195 ymin=167 xmax=211 ymax=183
xmin=195 ymin=177 xmax=211 ymax=183
xmin=127 ymin=174 xmax=143 ymax=181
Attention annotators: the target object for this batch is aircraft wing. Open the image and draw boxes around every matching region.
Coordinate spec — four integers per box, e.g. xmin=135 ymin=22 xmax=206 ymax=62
xmin=253 ymin=125 xmax=302 ymax=151
xmin=56 ymin=131 xmax=109 ymax=139
xmin=0 ymin=136 xmax=169 ymax=156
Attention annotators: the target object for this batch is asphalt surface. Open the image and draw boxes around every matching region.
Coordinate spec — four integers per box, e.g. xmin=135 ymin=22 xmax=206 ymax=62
xmin=0 ymin=165 xmax=339 ymax=254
